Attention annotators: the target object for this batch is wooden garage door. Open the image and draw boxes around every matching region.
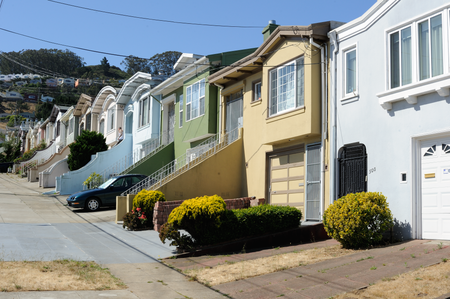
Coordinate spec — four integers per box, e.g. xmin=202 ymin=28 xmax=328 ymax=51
xmin=421 ymin=138 xmax=450 ymax=240
xmin=269 ymin=150 xmax=305 ymax=215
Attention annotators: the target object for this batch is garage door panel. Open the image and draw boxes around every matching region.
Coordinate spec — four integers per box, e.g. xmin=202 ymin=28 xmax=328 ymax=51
xmin=289 ymin=166 xmax=304 ymax=177
xmin=272 ymin=182 xmax=287 ymax=192
xmin=288 ymin=193 xmax=304 ymax=204
xmin=442 ymin=193 xmax=450 ymax=208
xmin=289 ymin=180 xmax=303 ymax=190
xmin=422 ymin=218 xmax=439 ymax=235
xmin=422 ymin=193 xmax=438 ymax=208
xmin=272 ymin=169 xmax=288 ymax=179
xmin=272 ymin=194 xmax=287 ymax=204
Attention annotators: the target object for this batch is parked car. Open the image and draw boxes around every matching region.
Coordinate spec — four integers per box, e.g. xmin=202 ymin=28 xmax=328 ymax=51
xmin=66 ymin=174 xmax=147 ymax=211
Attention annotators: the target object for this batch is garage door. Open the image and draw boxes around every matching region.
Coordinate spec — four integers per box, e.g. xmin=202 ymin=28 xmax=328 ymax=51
xmin=421 ymin=138 xmax=450 ymax=240
xmin=269 ymin=149 xmax=305 ymax=217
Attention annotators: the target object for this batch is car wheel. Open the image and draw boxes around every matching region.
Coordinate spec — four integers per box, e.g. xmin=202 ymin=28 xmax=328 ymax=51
xmin=85 ymin=198 xmax=101 ymax=211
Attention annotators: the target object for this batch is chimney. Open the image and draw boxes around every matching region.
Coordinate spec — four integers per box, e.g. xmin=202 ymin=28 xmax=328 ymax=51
xmin=262 ymin=20 xmax=279 ymax=41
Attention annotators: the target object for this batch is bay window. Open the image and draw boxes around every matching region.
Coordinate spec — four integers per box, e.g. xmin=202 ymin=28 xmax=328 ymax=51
xmin=269 ymin=57 xmax=304 ymax=116
xmin=186 ymin=79 xmax=205 ymax=121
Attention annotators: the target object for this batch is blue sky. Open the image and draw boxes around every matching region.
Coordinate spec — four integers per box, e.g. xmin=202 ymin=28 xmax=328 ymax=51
xmin=0 ymin=0 xmax=375 ymax=72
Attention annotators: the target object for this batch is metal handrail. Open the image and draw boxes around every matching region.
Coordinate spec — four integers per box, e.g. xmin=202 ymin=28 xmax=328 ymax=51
xmin=121 ymin=127 xmax=241 ymax=196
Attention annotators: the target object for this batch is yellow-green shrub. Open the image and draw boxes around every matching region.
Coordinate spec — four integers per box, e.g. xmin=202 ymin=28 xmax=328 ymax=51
xmin=323 ymin=192 xmax=394 ymax=249
xmin=133 ymin=189 xmax=166 ymax=227
xmin=168 ymin=195 xmax=226 ymax=244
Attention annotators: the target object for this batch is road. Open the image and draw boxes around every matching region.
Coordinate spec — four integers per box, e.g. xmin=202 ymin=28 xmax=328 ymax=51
xmin=0 ymin=173 xmax=224 ymax=299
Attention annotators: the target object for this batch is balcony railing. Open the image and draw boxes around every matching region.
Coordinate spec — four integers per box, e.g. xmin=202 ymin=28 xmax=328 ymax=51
xmin=121 ymin=126 xmax=241 ymax=196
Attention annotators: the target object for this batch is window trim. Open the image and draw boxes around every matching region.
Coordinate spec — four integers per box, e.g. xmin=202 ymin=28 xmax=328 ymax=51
xmin=388 ymin=24 xmax=413 ymax=89
xmin=139 ymin=96 xmax=150 ymax=128
xmin=108 ymin=107 xmax=115 ymax=133
xmin=252 ymin=80 xmax=262 ymax=103
xmin=378 ymin=8 xmax=449 ymax=110
xmin=179 ymin=94 xmax=183 ymax=128
xmin=343 ymin=45 xmax=358 ymax=99
xmin=185 ymin=78 xmax=206 ymax=122
xmin=268 ymin=56 xmax=305 ymax=117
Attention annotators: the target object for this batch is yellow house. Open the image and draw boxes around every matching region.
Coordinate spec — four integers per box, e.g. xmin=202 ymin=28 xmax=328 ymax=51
xmin=209 ymin=21 xmax=339 ymax=221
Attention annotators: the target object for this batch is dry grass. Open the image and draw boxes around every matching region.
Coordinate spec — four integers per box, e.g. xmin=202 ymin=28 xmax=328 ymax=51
xmin=334 ymin=260 xmax=450 ymax=299
xmin=183 ymin=245 xmax=361 ymax=286
xmin=0 ymin=259 xmax=126 ymax=292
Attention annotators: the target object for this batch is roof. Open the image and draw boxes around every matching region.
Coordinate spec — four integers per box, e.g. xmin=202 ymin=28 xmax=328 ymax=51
xmin=209 ymin=22 xmax=339 ymax=87
xmin=73 ymin=94 xmax=93 ymax=117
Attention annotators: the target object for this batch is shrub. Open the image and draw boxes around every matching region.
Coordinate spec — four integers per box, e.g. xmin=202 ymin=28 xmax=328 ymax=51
xmin=83 ymin=172 xmax=103 ymax=189
xmin=68 ymin=131 xmax=107 ymax=171
xmin=159 ymin=222 xmax=195 ymax=251
xmin=168 ymin=195 xmax=226 ymax=245
xmin=323 ymin=192 xmax=394 ymax=249
xmin=163 ymin=196 xmax=302 ymax=247
xmin=132 ymin=189 xmax=166 ymax=227
xmin=123 ymin=208 xmax=148 ymax=231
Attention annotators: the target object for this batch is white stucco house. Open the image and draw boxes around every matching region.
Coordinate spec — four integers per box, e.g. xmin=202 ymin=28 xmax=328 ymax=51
xmin=55 ymin=72 xmax=166 ymax=195
xmin=329 ymin=0 xmax=450 ymax=240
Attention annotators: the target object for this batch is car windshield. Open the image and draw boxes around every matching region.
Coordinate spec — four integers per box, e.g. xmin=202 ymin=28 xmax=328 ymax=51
xmin=97 ymin=178 xmax=116 ymax=189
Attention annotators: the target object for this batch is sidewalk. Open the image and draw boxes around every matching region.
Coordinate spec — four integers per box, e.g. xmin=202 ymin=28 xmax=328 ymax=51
xmin=2 ymin=173 xmax=450 ymax=298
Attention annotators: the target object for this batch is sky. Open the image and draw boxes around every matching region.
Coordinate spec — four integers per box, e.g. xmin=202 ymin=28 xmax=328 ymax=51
xmin=0 ymin=0 xmax=376 ymax=72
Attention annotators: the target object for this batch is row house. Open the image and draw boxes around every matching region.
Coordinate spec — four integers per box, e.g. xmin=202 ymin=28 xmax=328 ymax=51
xmin=329 ymin=0 xmax=450 ymax=240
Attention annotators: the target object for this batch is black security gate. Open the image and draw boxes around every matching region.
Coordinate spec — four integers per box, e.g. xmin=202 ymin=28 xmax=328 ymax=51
xmin=338 ymin=144 xmax=367 ymax=198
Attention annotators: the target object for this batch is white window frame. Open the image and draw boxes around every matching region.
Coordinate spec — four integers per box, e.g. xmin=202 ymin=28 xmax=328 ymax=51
xmin=139 ymin=96 xmax=150 ymax=128
xmin=253 ymin=80 xmax=261 ymax=102
xmin=388 ymin=25 xmax=413 ymax=89
xmin=108 ymin=107 xmax=115 ymax=132
xmin=378 ymin=7 xmax=450 ymax=110
xmin=268 ymin=57 xmax=304 ymax=117
xmin=179 ymin=94 xmax=183 ymax=128
xmin=417 ymin=12 xmax=444 ymax=81
xmin=343 ymin=46 xmax=358 ymax=99
xmin=186 ymin=79 xmax=205 ymax=122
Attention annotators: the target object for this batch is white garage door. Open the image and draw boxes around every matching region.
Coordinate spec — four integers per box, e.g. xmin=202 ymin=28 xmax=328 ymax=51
xmin=421 ymin=138 xmax=450 ymax=240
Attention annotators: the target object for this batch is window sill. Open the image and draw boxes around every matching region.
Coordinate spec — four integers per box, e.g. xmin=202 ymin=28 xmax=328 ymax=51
xmin=137 ymin=124 xmax=150 ymax=132
xmin=340 ymin=94 xmax=359 ymax=103
xmin=266 ymin=106 xmax=305 ymax=123
xmin=186 ymin=113 xmax=205 ymax=123
xmin=377 ymin=73 xmax=450 ymax=110
xmin=250 ymin=99 xmax=262 ymax=107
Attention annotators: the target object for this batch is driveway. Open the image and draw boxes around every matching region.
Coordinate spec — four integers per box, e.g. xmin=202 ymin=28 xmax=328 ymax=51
xmin=0 ymin=174 xmax=224 ymax=299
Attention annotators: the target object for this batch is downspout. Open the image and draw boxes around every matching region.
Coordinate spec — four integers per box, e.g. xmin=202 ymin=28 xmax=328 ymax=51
xmin=310 ymin=37 xmax=325 ymax=220
xmin=214 ymin=83 xmax=225 ymax=143
xmin=328 ymin=31 xmax=338 ymax=204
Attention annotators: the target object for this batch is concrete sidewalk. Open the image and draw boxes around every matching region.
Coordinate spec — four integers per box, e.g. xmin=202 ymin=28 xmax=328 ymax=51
xmin=165 ymin=239 xmax=450 ymax=298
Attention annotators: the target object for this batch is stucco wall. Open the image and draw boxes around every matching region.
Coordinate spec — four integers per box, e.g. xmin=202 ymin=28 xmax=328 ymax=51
xmin=157 ymin=136 xmax=245 ymax=201
xmin=333 ymin=0 xmax=450 ymax=238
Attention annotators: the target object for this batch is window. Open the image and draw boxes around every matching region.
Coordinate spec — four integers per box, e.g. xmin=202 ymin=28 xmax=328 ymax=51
xmin=99 ymin=119 xmax=104 ymax=135
xmin=269 ymin=57 xmax=304 ymax=116
xmin=424 ymin=145 xmax=436 ymax=157
xmin=186 ymin=79 xmax=205 ymax=121
xmin=68 ymin=117 xmax=74 ymax=135
xmin=179 ymin=94 xmax=183 ymax=128
xmin=86 ymin=113 xmax=91 ymax=131
xmin=139 ymin=97 xmax=149 ymax=127
xmin=418 ymin=14 xmax=443 ymax=80
xmin=108 ymin=108 xmax=115 ymax=131
xmin=390 ymin=26 xmax=412 ymax=88
xmin=344 ymin=48 xmax=357 ymax=95
xmin=253 ymin=81 xmax=261 ymax=102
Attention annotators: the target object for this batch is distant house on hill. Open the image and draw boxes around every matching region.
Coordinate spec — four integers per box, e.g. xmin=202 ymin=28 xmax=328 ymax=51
xmin=24 ymin=93 xmax=38 ymax=102
xmin=75 ymin=78 xmax=91 ymax=88
xmin=46 ymin=78 xmax=57 ymax=87
xmin=0 ymin=91 xmax=23 ymax=101
xmin=40 ymin=95 xmax=54 ymax=103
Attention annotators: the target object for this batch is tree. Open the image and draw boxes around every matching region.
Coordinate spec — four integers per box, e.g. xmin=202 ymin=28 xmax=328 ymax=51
xmin=0 ymin=49 xmax=84 ymax=75
xmin=120 ymin=51 xmax=182 ymax=76
xmin=67 ymin=131 xmax=108 ymax=171
xmin=100 ymin=57 xmax=110 ymax=75
xmin=7 ymin=100 xmax=29 ymax=116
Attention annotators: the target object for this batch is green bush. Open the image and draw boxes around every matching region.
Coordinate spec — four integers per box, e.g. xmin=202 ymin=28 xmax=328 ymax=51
xmin=83 ymin=172 xmax=103 ymax=189
xmin=68 ymin=131 xmax=107 ymax=171
xmin=168 ymin=195 xmax=226 ymax=245
xmin=323 ymin=192 xmax=394 ymax=249
xmin=163 ymin=195 xmax=302 ymax=247
xmin=132 ymin=189 xmax=166 ymax=227
xmin=123 ymin=207 xmax=149 ymax=231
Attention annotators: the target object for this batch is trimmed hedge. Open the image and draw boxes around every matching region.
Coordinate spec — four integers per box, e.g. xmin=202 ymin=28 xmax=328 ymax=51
xmin=323 ymin=192 xmax=394 ymax=249
xmin=163 ymin=195 xmax=302 ymax=246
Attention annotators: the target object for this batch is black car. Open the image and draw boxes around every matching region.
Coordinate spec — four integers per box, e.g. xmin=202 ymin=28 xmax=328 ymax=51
xmin=66 ymin=174 xmax=147 ymax=211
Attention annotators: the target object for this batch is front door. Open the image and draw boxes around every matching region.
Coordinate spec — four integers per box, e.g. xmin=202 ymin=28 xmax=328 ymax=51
xmin=421 ymin=138 xmax=450 ymax=240
xmin=225 ymin=90 xmax=243 ymax=142
xmin=306 ymin=144 xmax=321 ymax=221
